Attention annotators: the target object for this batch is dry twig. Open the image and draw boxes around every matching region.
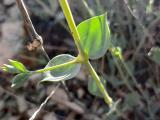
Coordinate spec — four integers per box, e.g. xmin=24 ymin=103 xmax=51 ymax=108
xmin=16 ymin=0 xmax=50 ymax=60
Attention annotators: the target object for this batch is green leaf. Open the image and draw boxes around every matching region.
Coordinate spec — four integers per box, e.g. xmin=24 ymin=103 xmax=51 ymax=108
xmin=2 ymin=64 xmax=19 ymax=73
xmin=88 ymin=76 xmax=106 ymax=98
xmin=42 ymin=54 xmax=81 ymax=82
xmin=148 ymin=47 xmax=160 ymax=65
xmin=77 ymin=13 xmax=111 ymax=59
xmin=9 ymin=59 xmax=28 ymax=72
xmin=11 ymin=73 xmax=31 ymax=88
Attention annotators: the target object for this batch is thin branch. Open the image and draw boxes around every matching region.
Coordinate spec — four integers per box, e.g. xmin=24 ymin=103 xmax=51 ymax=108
xmin=16 ymin=0 xmax=41 ymax=42
xmin=41 ymin=46 xmax=50 ymax=61
xmin=16 ymin=0 xmax=50 ymax=61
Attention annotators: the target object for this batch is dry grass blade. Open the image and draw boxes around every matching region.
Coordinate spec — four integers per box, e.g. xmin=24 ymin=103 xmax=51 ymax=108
xmin=29 ymin=83 xmax=60 ymax=120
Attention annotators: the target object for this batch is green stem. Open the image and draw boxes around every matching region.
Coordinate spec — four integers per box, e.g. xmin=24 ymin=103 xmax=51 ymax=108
xmin=85 ymin=61 xmax=113 ymax=106
xmin=59 ymin=0 xmax=113 ymax=107
xmin=59 ymin=0 xmax=85 ymax=57
xmin=35 ymin=58 xmax=78 ymax=73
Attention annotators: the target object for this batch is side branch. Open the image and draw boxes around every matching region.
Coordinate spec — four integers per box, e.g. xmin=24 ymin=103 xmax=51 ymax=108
xmin=16 ymin=0 xmax=43 ymax=50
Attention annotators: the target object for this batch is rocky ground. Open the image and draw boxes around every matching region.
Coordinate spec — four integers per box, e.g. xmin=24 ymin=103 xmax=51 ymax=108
xmin=0 ymin=0 xmax=160 ymax=120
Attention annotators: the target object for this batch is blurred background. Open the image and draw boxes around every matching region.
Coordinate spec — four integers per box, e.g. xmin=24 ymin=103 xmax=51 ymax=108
xmin=0 ymin=0 xmax=160 ymax=120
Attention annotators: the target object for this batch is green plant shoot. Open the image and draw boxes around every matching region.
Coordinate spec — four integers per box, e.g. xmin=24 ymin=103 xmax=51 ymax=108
xmin=2 ymin=0 xmax=118 ymax=112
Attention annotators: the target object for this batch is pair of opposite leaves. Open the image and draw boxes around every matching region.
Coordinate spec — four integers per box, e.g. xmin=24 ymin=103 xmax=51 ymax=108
xmin=42 ymin=13 xmax=111 ymax=98
xmin=11 ymin=14 xmax=111 ymax=97
xmin=43 ymin=13 xmax=111 ymax=83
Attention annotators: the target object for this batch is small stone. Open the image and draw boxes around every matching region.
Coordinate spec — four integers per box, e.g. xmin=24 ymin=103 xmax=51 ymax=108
xmin=77 ymin=88 xmax=85 ymax=99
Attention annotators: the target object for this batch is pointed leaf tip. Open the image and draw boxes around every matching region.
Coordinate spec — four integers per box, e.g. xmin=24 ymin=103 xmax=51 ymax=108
xmin=11 ymin=73 xmax=31 ymax=88
xmin=9 ymin=59 xmax=28 ymax=72
xmin=77 ymin=13 xmax=111 ymax=59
